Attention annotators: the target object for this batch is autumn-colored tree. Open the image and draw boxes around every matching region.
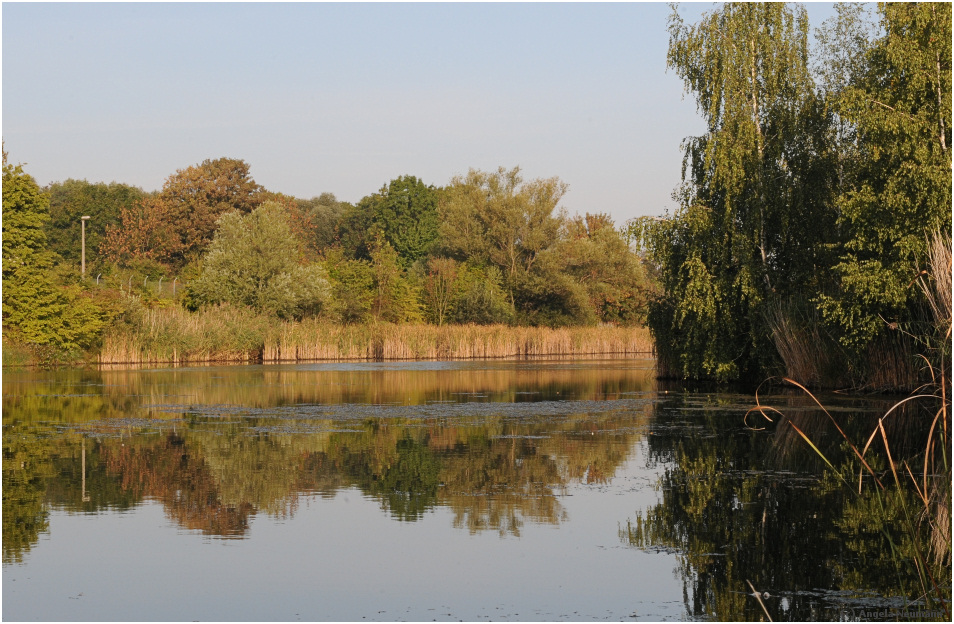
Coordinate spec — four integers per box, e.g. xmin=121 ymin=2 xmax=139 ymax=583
xmin=161 ymin=157 xmax=263 ymax=261
xmin=558 ymin=214 xmax=648 ymax=325
xmin=293 ymin=192 xmax=351 ymax=253
xmin=100 ymin=158 xmax=264 ymax=269
xmin=100 ymin=197 xmax=184 ymax=268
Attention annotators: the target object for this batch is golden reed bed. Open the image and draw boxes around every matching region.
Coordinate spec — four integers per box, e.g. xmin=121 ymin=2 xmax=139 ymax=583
xmin=99 ymin=307 xmax=653 ymax=365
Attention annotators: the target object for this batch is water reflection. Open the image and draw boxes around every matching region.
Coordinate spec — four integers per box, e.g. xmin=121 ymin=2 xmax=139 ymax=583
xmin=2 ymin=360 xmax=655 ymax=555
xmin=3 ymin=361 xmax=948 ymax=621
xmin=621 ymin=389 xmax=949 ymax=621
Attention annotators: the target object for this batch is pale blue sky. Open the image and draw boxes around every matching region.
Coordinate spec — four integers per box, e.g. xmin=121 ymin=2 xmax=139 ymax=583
xmin=2 ymin=2 xmax=839 ymax=224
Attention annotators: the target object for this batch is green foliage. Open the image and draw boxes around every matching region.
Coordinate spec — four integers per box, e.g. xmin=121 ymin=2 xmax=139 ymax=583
xmin=188 ymin=202 xmax=330 ymax=319
xmin=3 ymin=160 xmax=116 ymax=354
xmin=645 ymin=2 xmax=951 ymax=387
xmin=421 ymin=256 xmax=459 ymax=325
xmin=336 ymin=197 xmax=379 ymax=262
xmin=447 ymin=263 xmax=514 ymax=326
xmin=369 ymin=238 xmax=424 ymax=324
xmin=514 ymin=256 xmax=596 ymax=328
xmin=324 ymin=248 xmax=376 ymax=324
xmin=45 ymin=179 xmax=147 ymax=273
xmin=2 ymin=422 xmax=57 ymax=563
xmin=440 ymin=166 xmax=565 ymax=294
xmin=337 ymin=175 xmax=439 ymax=265
xmin=818 ymin=2 xmax=952 ymax=354
xmin=419 ymin=258 xmax=514 ymax=326
xmin=3 ymin=269 xmax=113 ymax=352
xmin=439 ymin=166 xmax=575 ymax=325
xmin=650 ymin=2 xmax=837 ymax=381
xmin=2 ymin=160 xmax=54 ymax=280
xmin=370 ymin=175 xmax=440 ymax=265
xmin=324 ymin=239 xmax=423 ymax=325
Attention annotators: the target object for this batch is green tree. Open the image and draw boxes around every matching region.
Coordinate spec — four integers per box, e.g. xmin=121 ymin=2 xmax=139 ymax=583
xmin=3 ymin=158 xmax=113 ymax=352
xmin=324 ymin=238 xmax=423 ymax=325
xmin=422 ymin=256 xmax=459 ymax=326
xmin=439 ymin=166 xmax=566 ymax=310
xmin=338 ymin=175 xmax=439 ymax=265
xmin=369 ymin=237 xmax=423 ymax=324
xmin=447 ymin=263 xmax=514 ymax=325
xmin=324 ymin=248 xmax=376 ymax=324
xmin=371 ymin=175 xmax=440 ymax=265
xmin=817 ymin=2 xmax=952 ymax=354
xmin=647 ymin=3 xmax=836 ymax=381
xmin=2 ymin=159 xmax=53 ymax=281
xmin=45 ymin=179 xmax=147 ymax=273
xmin=188 ymin=202 xmax=330 ymax=319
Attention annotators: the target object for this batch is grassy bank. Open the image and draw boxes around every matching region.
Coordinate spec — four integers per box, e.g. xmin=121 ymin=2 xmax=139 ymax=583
xmin=96 ymin=305 xmax=653 ymax=365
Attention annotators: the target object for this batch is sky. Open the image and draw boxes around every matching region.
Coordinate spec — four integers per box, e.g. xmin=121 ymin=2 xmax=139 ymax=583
xmin=2 ymin=1 xmax=840 ymax=225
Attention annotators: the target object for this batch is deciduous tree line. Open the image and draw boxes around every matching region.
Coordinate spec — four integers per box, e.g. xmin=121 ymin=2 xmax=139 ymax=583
xmin=3 ymin=153 xmax=650 ymax=356
xmin=636 ymin=2 xmax=950 ymax=386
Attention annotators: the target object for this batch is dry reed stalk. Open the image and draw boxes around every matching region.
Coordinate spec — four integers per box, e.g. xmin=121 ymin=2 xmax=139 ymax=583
xmin=921 ymin=232 xmax=953 ymax=333
xmin=100 ymin=303 xmax=653 ymax=365
xmin=864 ymin=332 xmax=918 ymax=392
xmin=766 ymin=300 xmax=843 ymax=388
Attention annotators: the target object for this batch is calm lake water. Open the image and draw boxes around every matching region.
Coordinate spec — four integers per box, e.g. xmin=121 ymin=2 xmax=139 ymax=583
xmin=1 ymin=359 xmax=946 ymax=621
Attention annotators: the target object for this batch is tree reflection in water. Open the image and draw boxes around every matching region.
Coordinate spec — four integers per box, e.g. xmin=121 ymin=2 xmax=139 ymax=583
xmin=622 ymin=389 xmax=950 ymax=621
xmin=2 ymin=361 xmax=650 ymax=554
xmin=5 ymin=363 xmax=946 ymax=621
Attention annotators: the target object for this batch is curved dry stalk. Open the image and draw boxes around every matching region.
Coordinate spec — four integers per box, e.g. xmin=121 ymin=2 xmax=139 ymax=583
xmin=782 ymin=377 xmax=885 ymax=490
xmin=745 ymin=580 xmax=773 ymax=622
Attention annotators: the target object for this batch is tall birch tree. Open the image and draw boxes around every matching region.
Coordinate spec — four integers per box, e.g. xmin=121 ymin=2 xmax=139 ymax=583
xmin=648 ymin=3 xmax=835 ymax=380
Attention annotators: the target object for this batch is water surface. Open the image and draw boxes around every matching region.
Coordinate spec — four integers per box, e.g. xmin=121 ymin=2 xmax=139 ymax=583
xmin=2 ymin=360 xmax=944 ymax=621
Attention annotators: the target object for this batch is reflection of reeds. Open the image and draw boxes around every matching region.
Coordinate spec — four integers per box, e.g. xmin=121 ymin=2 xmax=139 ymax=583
xmin=4 ymin=361 xmax=656 ymax=424
xmin=100 ymin=305 xmax=653 ymax=365
xmin=754 ymin=377 xmax=951 ymax=617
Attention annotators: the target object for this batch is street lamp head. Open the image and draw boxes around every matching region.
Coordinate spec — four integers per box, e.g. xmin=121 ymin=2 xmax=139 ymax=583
xmin=81 ymin=215 xmax=91 ymax=220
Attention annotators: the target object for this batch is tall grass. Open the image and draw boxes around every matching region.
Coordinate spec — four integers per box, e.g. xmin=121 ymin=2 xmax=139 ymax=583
xmin=765 ymin=298 xmax=844 ymax=388
xmin=99 ymin=305 xmax=271 ymax=364
xmin=99 ymin=305 xmax=653 ymax=365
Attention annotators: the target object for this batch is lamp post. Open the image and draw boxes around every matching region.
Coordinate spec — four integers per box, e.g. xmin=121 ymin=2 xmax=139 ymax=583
xmin=80 ymin=216 xmax=91 ymax=277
